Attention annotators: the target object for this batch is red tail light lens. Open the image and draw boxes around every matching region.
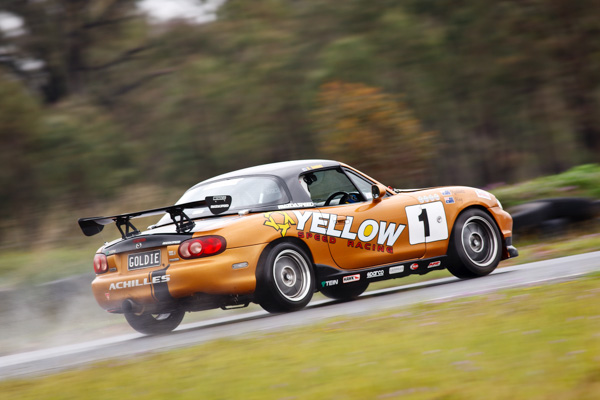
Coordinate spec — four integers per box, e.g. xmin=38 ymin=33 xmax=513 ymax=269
xmin=93 ymin=253 xmax=108 ymax=274
xmin=178 ymin=236 xmax=226 ymax=259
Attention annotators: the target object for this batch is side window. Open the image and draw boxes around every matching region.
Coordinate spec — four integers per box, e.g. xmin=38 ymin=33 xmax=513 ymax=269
xmin=302 ymin=168 xmax=365 ymax=206
xmin=345 ymin=170 xmax=374 ymax=200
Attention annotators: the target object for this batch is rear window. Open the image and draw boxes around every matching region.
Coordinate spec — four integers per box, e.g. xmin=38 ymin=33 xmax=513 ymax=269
xmin=156 ymin=176 xmax=288 ymax=224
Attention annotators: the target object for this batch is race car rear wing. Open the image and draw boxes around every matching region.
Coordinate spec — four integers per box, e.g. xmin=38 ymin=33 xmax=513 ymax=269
xmin=78 ymin=196 xmax=232 ymax=239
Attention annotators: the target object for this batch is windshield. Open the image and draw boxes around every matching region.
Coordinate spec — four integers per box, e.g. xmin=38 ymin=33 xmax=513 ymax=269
xmin=156 ymin=176 xmax=289 ymax=226
xmin=302 ymin=168 xmax=367 ymax=206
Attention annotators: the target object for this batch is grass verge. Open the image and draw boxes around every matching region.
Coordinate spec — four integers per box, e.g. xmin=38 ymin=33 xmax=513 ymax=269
xmin=491 ymin=163 xmax=600 ymax=208
xmin=0 ymin=242 xmax=98 ymax=288
xmin=2 ymin=273 xmax=600 ymax=399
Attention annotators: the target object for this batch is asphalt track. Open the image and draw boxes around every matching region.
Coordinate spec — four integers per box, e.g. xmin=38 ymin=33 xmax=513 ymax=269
xmin=1 ymin=251 xmax=599 ymax=380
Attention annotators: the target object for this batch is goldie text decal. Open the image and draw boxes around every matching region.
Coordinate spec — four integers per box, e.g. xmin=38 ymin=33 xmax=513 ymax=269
xmin=263 ymin=211 xmax=296 ymax=237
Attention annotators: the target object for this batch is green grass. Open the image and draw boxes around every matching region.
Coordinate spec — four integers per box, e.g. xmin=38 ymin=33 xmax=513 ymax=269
xmin=491 ymin=163 xmax=600 ymax=208
xmin=0 ymin=242 xmax=99 ymax=288
xmin=503 ymin=232 xmax=600 ymax=267
xmin=2 ymin=273 xmax=600 ymax=399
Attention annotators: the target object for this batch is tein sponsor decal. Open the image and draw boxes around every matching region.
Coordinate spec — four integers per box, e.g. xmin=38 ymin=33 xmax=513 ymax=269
xmin=389 ymin=265 xmax=404 ymax=274
xmin=343 ymin=274 xmax=360 ymax=284
xmin=367 ymin=270 xmax=384 ymax=279
xmin=410 ymin=263 xmax=419 ymax=270
xmin=321 ymin=279 xmax=339 ymax=287
xmin=109 ymin=275 xmax=170 ymax=290
xmin=428 ymin=261 xmax=441 ymax=268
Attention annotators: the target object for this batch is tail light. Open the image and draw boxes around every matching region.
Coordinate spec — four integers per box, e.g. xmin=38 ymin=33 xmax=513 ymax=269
xmin=93 ymin=253 xmax=108 ymax=274
xmin=178 ymin=236 xmax=226 ymax=259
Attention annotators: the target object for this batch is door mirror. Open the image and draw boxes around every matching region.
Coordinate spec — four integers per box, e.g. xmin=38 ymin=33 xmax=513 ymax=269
xmin=371 ymin=184 xmax=387 ymax=202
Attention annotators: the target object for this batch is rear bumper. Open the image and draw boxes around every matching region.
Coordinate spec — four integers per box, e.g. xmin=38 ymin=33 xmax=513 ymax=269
xmin=91 ymin=244 xmax=266 ymax=312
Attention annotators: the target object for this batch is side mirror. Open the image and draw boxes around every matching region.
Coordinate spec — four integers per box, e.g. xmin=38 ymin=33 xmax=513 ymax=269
xmin=371 ymin=184 xmax=387 ymax=202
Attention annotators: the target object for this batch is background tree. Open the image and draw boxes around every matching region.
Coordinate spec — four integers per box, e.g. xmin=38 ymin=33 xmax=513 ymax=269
xmin=0 ymin=0 xmax=155 ymax=104
xmin=0 ymin=0 xmax=599 ymax=245
xmin=313 ymin=81 xmax=436 ymax=187
xmin=0 ymin=74 xmax=41 ymax=238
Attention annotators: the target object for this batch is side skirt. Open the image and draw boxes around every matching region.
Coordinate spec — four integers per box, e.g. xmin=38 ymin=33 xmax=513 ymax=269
xmin=315 ymin=256 xmax=448 ymax=290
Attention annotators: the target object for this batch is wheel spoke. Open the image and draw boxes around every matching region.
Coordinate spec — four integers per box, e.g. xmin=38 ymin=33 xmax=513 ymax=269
xmin=461 ymin=216 xmax=499 ymax=267
xmin=273 ymin=249 xmax=311 ymax=302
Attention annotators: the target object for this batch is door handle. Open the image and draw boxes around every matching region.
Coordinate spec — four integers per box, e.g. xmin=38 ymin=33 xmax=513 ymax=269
xmin=335 ymin=216 xmax=347 ymax=224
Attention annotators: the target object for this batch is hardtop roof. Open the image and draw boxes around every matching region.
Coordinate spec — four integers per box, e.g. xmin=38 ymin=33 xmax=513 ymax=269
xmin=198 ymin=159 xmax=341 ymax=185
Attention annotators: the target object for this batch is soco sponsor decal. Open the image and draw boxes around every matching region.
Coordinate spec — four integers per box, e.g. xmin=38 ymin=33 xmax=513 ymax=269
xmin=389 ymin=265 xmax=404 ymax=274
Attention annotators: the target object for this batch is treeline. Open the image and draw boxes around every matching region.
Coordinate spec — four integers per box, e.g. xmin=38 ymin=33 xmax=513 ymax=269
xmin=1 ymin=0 xmax=599 ymax=244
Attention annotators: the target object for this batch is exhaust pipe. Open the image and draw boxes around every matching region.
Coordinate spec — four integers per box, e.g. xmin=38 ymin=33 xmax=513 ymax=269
xmin=122 ymin=299 xmax=144 ymax=314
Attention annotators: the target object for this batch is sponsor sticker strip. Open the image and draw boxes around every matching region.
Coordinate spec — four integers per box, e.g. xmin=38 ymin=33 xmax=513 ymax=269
xmin=319 ymin=260 xmax=443 ymax=287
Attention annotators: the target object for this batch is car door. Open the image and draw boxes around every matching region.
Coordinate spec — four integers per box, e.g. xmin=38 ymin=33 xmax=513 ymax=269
xmin=301 ymin=167 xmax=426 ymax=270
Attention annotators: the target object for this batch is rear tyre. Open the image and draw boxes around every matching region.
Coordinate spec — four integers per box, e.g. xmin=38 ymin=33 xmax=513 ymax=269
xmin=320 ymin=280 xmax=369 ymax=301
xmin=446 ymin=209 xmax=502 ymax=279
xmin=124 ymin=309 xmax=185 ymax=335
xmin=256 ymin=243 xmax=314 ymax=313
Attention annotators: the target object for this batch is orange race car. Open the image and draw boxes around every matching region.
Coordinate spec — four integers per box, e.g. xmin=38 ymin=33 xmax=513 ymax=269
xmin=79 ymin=160 xmax=518 ymax=334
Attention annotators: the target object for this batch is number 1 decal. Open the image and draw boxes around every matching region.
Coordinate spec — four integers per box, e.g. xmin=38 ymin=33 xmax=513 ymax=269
xmin=406 ymin=202 xmax=449 ymax=245
xmin=417 ymin=208 xmax=430 ymax=238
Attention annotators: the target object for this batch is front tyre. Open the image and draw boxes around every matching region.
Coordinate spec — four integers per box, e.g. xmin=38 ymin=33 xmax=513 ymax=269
xmin=257 ymin=243 xmax=315 ymax=313
xmin=124 ymin=309 xmax=185 ymax=335
xmin=446 ymin=209 xmax=502 ymax=279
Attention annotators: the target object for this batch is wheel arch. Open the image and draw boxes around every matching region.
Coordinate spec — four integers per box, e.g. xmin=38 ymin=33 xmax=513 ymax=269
xmin=254 ymin=237 xmax=316 ymax=292
xmin=448 ymin=204 xmax=506 ymax=253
